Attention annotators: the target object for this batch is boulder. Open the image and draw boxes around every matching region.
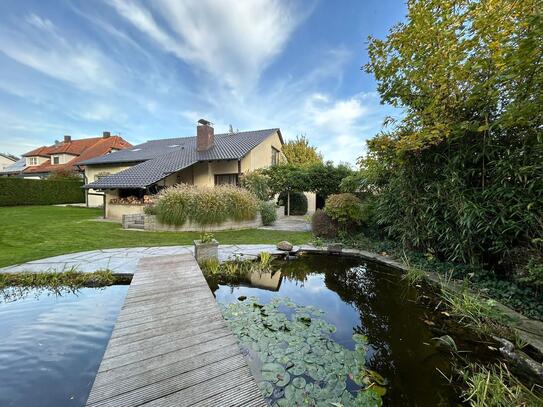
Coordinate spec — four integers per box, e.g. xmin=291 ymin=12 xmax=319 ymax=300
xmin=277 ymin=241 xmax=293 ymax=251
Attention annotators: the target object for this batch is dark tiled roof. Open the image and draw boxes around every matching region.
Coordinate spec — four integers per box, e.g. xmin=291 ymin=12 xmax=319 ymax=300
xmin=84 ymin=129 xmax=280 ymax=189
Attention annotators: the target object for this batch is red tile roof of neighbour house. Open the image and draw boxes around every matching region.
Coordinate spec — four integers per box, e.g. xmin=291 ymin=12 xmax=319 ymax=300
xmin=22 ymin=135 xmax=132 ymax=174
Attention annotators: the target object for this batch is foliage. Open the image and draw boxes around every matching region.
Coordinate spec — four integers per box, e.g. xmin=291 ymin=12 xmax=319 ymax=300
xmin=460 ymin=363 xmax=542 ymax=407
xmin=0 ymin=268 xmax=120 ymax=303
xmin=282 ymin=135 xmax=323 ymax=166
xmin=0 ymin=178 xmax=84 ymax=206
xmin=240 ymin=170 xmax=273 ymax=201
xmin=324 ymin=193 xmax=365 ymax=230
xmin=143 ymin=205 xmax=156 ymax=215
xmin=259 ymin=251 xmax=272 ymax=268
xmin=259 ymin=201 xmax=277 ymax=226
xmin=0 ymin=206 xmax=312 ymax=268
xmin=311 ymin=209 xmax=338 ymax=239
xmin=221 ymin=297 xmax=383 ymax=405
xmin=278 ymin=191 xmax=307 ymax=215
xmin=199 ymin=232 xmax=215 ymax=243
xmin=516 ymin=257 xmax=543 ymax=292
xmin=264 ymin=162 xmax=353 ymax=200
xmin=48 ymin=169 xmax=82 ymax=181
xmin=363 ymin=0 xmax=543 ymax=278
xmin=155 ymin=185 xmax=258 ymax=226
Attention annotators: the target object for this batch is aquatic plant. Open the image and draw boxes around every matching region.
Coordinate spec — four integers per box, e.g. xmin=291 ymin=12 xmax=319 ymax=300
xmin=0 ymin=268 xmax=120 ymax=303
xmin=259 ymin=251 xmax=272 ymax=269
xmin=460 ymin=363 xmax=543 ymax=407
xmin=199 ymin=258 xmax=220 ymax=275
xmin=221 ymin=296 xmax=384 ymax=406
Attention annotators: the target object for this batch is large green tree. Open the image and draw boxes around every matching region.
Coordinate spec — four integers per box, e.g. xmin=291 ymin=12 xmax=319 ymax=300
xmin=363 ymin=0 xmax=542 ymax=272
xmin=282 ymin=135 xmax=323 ymax=166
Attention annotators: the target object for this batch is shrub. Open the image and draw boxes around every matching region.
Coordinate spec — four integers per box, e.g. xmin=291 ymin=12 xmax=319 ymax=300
xmin=278 ymin=191 xmax=308 ymax=215
xmin=312 ymin=209 xmax=338 ymax=239
xmin=324 ymin=193 xmax=364 ymax=229
xmin=48 ymin=169 xmax=82 ymax=181
xmin=260 ymin=201 xmax=277 ymax=226
xmin=0 ymin=178 xmax=84 ymax=206
xmin=154 ymin=185 xmax=258 ymax=226
xmin=240 ymin=170 xmax=271 ymax=201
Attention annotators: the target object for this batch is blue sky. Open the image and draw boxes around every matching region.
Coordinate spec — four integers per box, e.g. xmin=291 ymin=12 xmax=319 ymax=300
xmin=0 ymin=0 xmax=406 ymax=164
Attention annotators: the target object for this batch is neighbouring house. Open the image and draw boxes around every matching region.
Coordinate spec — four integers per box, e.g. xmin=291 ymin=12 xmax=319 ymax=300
xmin=82 ymin=120 xmax=286 ymax=215
xmin=0 ymin=153 xmax=19 ymax=173
xmin=0 ymin=158 xmax=25 ymax=177
xmin=17 ymin=132 xmax=132 ymax=181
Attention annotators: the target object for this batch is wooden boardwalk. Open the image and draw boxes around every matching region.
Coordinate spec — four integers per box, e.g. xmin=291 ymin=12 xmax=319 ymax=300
xmin=85 ymin=254 xmax=266 ymax=407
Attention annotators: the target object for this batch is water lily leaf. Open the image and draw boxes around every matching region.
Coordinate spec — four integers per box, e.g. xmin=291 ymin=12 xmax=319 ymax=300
xmin=258 ymin=381 xmax=273 ymax=397
xmin=292 ymin=377 xmax=306 ymax=389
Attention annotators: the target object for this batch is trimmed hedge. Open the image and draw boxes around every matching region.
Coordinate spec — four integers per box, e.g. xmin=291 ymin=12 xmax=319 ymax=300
xmin=0 ymin=178 xmax=84 ymax=206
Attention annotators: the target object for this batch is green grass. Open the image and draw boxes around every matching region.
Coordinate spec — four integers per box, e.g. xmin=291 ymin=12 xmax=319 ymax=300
xmin=0 ymin=206 xmax=312 ymax=268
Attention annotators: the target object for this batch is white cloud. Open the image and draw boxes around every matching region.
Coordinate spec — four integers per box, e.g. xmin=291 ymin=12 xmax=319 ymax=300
xmin=0 ymin=14 xmax=116 ymax=90
xmin=108 ymin=0 xmax=309 ymax=94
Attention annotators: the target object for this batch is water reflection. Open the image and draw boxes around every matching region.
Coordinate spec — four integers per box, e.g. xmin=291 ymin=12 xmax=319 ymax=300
xmin=0 ymin=286 xmax=128 ymax=407
xmin=208 ymin=254 xmax=461 ymax=406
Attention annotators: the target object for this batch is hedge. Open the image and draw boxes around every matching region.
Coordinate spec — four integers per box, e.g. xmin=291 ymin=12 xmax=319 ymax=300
xmin=0 ymin=178 xmax=85 ymax=206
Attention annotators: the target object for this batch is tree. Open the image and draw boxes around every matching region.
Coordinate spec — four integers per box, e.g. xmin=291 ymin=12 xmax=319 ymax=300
xmin=363 ymin=0 xmax=543 ymax=272
xmin=282 ymin=135 xmax=323 ymax=166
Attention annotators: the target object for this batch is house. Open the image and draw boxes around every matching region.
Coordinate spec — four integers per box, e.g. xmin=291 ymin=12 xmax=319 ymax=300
xmin=0 ymin=153 xmax=18 ymax=173
xmin=0 ymin=158 xmax=25 ymax=177
xmin=82 ymin=120 xmax=285 ymax=214
xmin=19 ymin=133 xmax=132 ymax=180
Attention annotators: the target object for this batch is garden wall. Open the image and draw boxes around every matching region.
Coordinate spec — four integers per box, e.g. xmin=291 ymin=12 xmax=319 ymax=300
xmin=0 ymin=178 xmax=84 ymax=206
xmin=107 ymin=203 xmax=145 ymax=220
xmin=122 ymin=213 xmax=262 ymax=232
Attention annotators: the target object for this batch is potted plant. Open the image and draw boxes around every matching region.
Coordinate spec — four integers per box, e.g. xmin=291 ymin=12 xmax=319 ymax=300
xmin=194 ymin=232 xmax=219 ymax=262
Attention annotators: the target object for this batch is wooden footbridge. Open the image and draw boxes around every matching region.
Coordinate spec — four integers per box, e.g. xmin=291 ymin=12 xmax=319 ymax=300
xmin=85 ymin=254 xmax=266 ymax=407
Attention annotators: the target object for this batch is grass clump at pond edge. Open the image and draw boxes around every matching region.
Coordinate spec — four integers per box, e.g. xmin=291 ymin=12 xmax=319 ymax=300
xmin=460 ymin=363 xmax=543 ymax=407
xmin=0 ymin=269 xmax=128 ymax=303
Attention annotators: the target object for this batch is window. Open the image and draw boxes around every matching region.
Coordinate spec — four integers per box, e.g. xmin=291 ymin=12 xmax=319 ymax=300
xmin=271 ymin=147 xmax=280 ymax=165
xmin=214 ymin=173 xmax=239 ymax=186
xmin=28 ymin=157 xmax=38 ymax=165
xmin=52 ymin=156 xmax=60 ymax=165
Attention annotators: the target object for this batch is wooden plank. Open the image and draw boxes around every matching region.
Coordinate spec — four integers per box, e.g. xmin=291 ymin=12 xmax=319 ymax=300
xmin=85 ymin=253 xmax=265 ymax=407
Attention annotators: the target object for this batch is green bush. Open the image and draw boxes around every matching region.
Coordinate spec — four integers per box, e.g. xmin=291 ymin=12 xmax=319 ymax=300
xmin=324 ymin=193 xmax=364 ymax=229
xmin=155 ymin=185 xmax=258 ymax=226
xmin=240 ymin=170 xmax=271 ymax=201
xmin=260 ymin=201 xmax=277 ymax=226
xmin=278 ymin=191 xmax=308 ymax=215
xmin=0 ymin=178 xmax=84 ymax=206
xmin=312 ymin=209 xmax=338 ymax=239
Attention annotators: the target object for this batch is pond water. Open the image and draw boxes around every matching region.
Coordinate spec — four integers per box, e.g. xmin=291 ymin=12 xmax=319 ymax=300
xmin=0 ymin=285 xmax=128 ymax=407
xmin=206 ymin=254 xmax=469 ymax=406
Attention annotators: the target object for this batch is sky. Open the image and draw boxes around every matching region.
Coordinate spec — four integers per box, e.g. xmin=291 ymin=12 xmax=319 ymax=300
xmin=0 ymin=0 xmax=407 ymax=165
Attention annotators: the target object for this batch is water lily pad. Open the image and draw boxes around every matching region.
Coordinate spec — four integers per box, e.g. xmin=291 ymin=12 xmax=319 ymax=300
xmin=292 ymin=376 xmax=306 ymax=389
xmin=258 ymin=381 xmax=273 ymax=397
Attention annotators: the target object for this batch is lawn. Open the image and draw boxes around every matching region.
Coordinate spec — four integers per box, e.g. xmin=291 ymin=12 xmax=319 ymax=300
xmin=0 ymin=206 xmax=312 ymax=268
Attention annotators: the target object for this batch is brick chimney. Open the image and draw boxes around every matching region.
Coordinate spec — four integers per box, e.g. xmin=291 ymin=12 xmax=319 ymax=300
xmin=64 ymin=135 xmax=71 ymax=143
xmin=102 ymin=131 xmax=111 ymax=138
xmin=196 ymin=119 xmax=214 ymax=151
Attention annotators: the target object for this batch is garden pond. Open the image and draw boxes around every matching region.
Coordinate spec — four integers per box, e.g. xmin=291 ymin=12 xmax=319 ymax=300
xmin=0 ymin=285 xmax=128 ymax=407
xmin=205 ymin=254 xmax=505 ymax=406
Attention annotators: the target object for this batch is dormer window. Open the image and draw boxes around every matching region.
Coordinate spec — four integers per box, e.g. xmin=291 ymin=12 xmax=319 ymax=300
xmin=28 ymin=157 xmax=38 ymax=165
xmin=52 ymin=156 xmax=60 ymax=165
